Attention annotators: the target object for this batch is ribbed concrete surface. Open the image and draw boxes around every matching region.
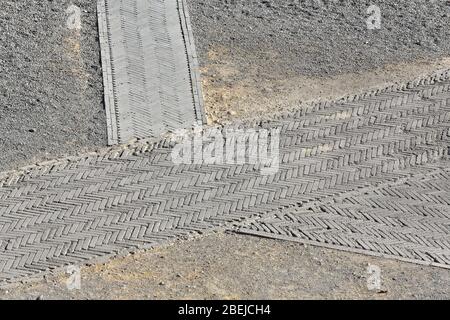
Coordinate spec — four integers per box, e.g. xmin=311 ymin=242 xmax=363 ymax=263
xmin=98 ymin=0 xmax=205 ymax=145
xmin=239 ymin=162 xmax=450 ymax=269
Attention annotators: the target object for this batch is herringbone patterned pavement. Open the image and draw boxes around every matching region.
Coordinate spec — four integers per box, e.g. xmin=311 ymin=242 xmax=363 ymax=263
xmin=0 ymin=73 xmax=450 ymax=285
xmin=239 ymin=162 xmax=450 ymax=269
xmin=98 ymin=0 xmax=205 ymax=145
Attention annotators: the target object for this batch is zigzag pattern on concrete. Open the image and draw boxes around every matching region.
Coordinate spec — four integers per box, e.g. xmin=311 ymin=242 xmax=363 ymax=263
xmin=0 ymin=75 xmax=450 ymax=285
xmin=98 ymin=0 xmax=205 ymax=145
xmin=238 ymin=163 xmax=450 ymax=269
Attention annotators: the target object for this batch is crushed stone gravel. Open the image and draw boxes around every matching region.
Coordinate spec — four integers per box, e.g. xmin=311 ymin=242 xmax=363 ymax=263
xmin=189 ymin=0 xmax=450 ymax=78
xmin=0 ymin=0 xmax=107 ymax=172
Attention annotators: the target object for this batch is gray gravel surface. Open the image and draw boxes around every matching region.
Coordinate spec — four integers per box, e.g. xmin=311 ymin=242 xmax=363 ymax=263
xmin=187 ymin=0 xmax=450 ymax=123
xmin=0 ymin=0 xmax=106 ymax=172
xmin=189 ymin=0 xmax=450 ymax=78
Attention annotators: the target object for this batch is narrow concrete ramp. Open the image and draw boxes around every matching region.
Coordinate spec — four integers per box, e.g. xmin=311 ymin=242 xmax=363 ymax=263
xmin=98 ymin=0 xmax=205 ymax=145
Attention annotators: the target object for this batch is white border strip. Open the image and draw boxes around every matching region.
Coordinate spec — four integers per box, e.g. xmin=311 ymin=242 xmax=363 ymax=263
xmin=97 ymin=0 xmax=119 ymax=145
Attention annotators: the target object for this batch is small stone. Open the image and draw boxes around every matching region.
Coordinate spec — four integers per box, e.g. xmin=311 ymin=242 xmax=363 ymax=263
xmin=209 ymin=114 xmax=218 ymax=123
xmin=29 ymin=128 xmax=36 ymax=133
xmin=159 ymin=281 xmax=165 ymax=286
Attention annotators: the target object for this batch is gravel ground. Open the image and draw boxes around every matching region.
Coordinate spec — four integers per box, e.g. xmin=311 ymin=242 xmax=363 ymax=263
xmin=0 ymin=0 xmax=106 ymax=172
xmin=188 ymin=0 xmax=450 ymax=122
xmin=1 ymin=232 xmax=448 ymax=300
xmin=190 ymin=0 xmax=450 ymax=77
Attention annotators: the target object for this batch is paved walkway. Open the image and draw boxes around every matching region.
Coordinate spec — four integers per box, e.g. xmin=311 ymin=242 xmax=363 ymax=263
xmin=240 ymin=161 xmax=450 ymax=269
xmin=98 ymin=0 xmax=205 ymax=145
xmin=0 ymin=72 xmax=449 ymax=285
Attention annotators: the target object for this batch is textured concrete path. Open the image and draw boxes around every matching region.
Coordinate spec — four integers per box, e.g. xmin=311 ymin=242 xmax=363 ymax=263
xmin=239 ymin=161 xmax=450 ymax=269
xmin=0 ymin=72 xmax=449 ymax=286
xmin=98 ymin=0 xmax=205 ymax=145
